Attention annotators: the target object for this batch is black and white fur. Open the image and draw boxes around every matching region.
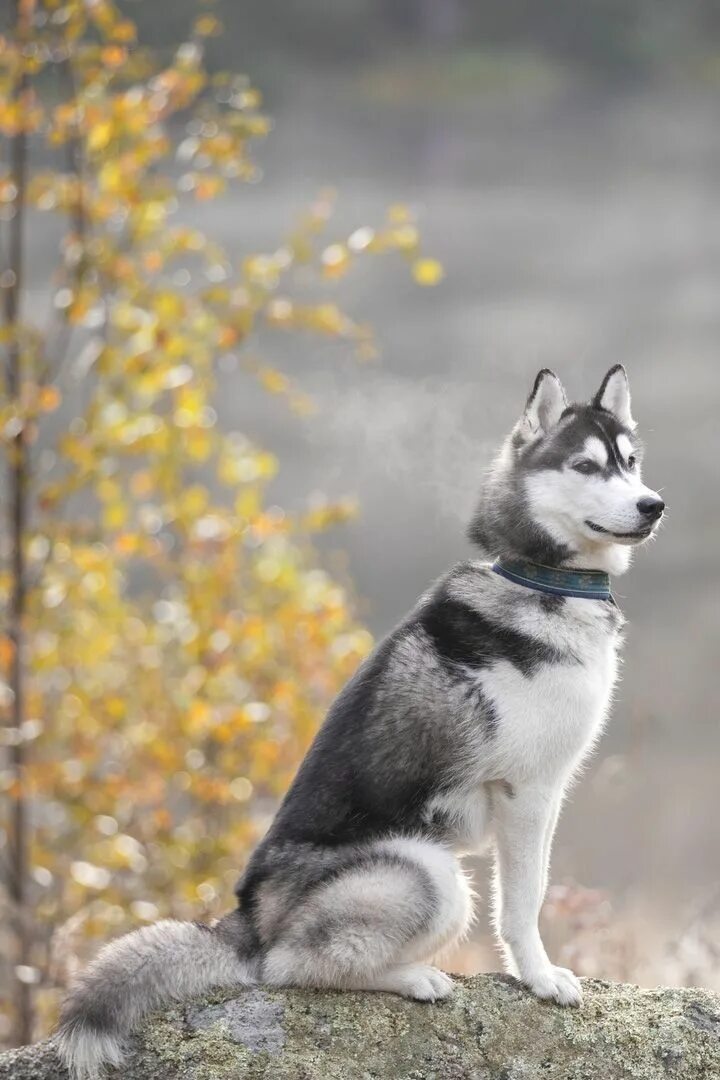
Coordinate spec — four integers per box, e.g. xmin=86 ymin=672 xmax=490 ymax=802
xmin=57 ymin=366 xmax=664 ymax=1077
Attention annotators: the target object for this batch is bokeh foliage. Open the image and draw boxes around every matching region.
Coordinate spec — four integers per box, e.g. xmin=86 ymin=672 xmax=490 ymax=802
xmin=0 ymin=0 xmax=441 ymax=1043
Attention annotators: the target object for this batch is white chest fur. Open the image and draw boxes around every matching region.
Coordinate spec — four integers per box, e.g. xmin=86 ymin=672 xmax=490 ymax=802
xmin=421 ymin=568 xmax=624 ymax=852
xmin=478 ymin=593 xmax=622 ymax=785
xmin=422 ymin=591 xmax=623 ymax=855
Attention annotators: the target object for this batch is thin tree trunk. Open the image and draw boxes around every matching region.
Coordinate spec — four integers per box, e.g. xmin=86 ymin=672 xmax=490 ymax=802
xmin=3 ymin=0 xmax=33 ymax=1048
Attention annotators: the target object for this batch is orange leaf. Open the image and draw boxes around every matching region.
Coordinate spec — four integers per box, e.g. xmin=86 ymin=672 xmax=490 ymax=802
xmin=100 ymin=46 xmax=127 ymax=68
xmin=38 ymin=386 xmax=61 ymax=413
xmin=111 ymin=20 xmax=137 ymax=43
xmin=0 ymin=635 xmax=14 ymax=671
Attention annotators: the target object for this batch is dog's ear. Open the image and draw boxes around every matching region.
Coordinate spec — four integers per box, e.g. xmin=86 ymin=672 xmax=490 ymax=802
xmin=517 ymin=369 xmax=568 ymax=441
xmin=592 ymin=364 xmax=635 ymax=429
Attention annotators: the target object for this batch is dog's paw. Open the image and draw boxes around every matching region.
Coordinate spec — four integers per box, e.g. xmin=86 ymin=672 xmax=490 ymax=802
xmin=524 ymin=965 xmax=583 ymax=1007
xmin=389 ymin=964 xmax=455 ymax=1002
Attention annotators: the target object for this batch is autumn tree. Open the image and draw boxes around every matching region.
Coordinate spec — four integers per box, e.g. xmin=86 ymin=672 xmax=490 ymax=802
xmin=0 ymin=0 xmax=442 ymax=1047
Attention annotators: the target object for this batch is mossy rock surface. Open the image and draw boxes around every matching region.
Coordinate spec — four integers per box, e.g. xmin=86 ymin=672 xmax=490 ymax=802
xmin=1 ymin=975 xmax=720 ymax=1079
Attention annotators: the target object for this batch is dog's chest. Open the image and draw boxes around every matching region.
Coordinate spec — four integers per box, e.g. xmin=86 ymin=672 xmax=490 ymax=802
xmin=469 ymin=598 xmax=622 ymax=781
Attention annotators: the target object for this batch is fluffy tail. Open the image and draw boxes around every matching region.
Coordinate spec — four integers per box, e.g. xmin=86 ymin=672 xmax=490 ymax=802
xmin=55 ymin=913 xmax=256 ymax=1079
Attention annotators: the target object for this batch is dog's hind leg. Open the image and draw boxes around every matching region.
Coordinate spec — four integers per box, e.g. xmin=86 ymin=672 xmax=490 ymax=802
xmin=262 ymin=837 xmax=473 ymax=1001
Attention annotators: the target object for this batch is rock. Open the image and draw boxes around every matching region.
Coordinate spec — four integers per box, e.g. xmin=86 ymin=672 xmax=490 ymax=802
xmin=1 ymin=975 xmax=719 ymax=1079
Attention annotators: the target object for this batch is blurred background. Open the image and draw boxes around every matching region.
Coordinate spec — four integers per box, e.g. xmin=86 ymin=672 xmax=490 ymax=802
xmin=0 ymin=0 xmax=719 ymax=1047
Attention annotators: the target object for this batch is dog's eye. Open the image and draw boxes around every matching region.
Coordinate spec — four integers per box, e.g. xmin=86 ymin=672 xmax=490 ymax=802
xmin=572 ymin=460 xmax=600 ymax=475
xmin=627 ymin=455 xmax=636 ymax=469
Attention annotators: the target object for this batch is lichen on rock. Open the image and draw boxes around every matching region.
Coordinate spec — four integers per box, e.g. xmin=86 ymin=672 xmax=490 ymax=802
xmin=1 ymin=975 xmax=719 ymax=1079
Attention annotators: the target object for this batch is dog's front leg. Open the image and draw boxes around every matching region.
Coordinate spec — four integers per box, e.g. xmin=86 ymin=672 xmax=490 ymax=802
xmin=540 ymin=794 xmax=563 ymax=903
xmin=492 ymin=785 xmax=582 ymax=1006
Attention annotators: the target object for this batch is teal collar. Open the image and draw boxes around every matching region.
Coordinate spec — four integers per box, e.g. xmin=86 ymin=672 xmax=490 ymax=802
xmin=491 ymin=556 xmax=613 ymax=602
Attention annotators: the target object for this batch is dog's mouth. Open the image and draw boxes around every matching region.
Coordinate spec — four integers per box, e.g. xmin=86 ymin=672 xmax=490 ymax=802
xmin=585 ymin=520 xmax=654 ymax=541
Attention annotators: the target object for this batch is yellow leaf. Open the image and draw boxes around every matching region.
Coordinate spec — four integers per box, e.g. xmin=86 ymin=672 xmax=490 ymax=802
xmin=235 ymin=488 xmax=260 ymax=522
xmin=105 ymin=697 xmax=126 ymax=719
xmin=391 ymin=224 xmax=420 ymax=252
xmin=179 ymin=486 xmax=209 ymax=518
xmin=174 ymin=387 xmax=204 ymax=427
xmin=88 ymin=121 xmax=113 ymax=154
xmin=103 ymin=503 xmax=127 ymax=531
xmin=188 ymin=700 xmax=211 ymax=732
xmin=388 ymin=203 xmax=412 ymax=224
xmin=186 ymin=430 xmax=212 ymax=462
xmin=412 ymin=258 xmax=444 ymax=286
xmin=258 ymin=369 xmax=288 ymax=395
xmin=194 ymin=15 xmax=222 ymax=36
xmin=239 ymin=88 xmax=263 ymax=110
xmin=98 ymin=161 xmax=124 ymax=196
xmin=153 ymin=292 xmax=185 ymax=321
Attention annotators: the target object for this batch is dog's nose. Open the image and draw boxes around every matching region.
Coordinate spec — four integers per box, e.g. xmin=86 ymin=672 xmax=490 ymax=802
xmin=637 ymin=496 xmax=665 ymax=519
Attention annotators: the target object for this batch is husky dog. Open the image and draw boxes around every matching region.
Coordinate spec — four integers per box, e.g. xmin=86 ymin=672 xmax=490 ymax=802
xmin=57 ymin=366 xmax=664 ymax=1077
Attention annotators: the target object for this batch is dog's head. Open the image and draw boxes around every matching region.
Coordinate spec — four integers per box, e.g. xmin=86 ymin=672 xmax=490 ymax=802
xmin=469 ymin=366 xmax=664 ymax=573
